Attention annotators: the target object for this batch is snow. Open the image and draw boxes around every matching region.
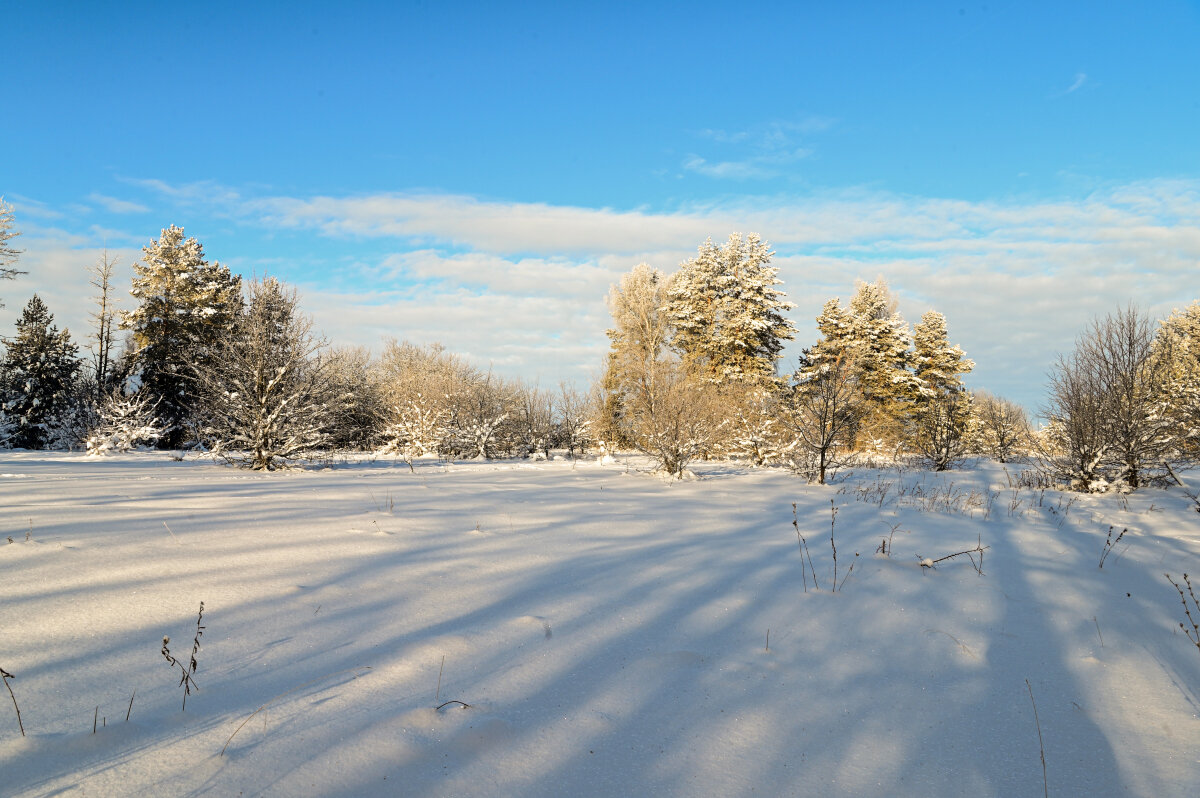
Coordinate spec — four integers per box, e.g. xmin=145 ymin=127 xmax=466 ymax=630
xmin=1 ymin=452 xmax=1198 ymax=797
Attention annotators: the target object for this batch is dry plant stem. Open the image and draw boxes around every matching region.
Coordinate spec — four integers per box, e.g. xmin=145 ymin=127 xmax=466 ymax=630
xmin=126 ymin=689 xmax=136 ymax=722
xmin=920 ymin=538 xmax=990 ymax=575
xmin=1165 ymin=573 xmax=1200 ymax=655
xmin=436 ymin=655 xmax=445 ymax=703
xmin=765 ymin=629 xmax=770 ymax=652
xmin=1026 ymin=679 xmax=1048 ymax=798
xmin=221 ymin=666 xmax=372 ymax=755
xmin=1094 ymin=616 xmax=1105 ymax=648
xmin=830 ymin=500 xmax=839 ymax=592
xmin=1099 ymin=526 xmax=1126 ymax=568
xmin=792 ymin=503 xmax=819 ymax=591
xmin=162 ymin=521 xmax=181 ymax=544
xmin=436 ymin=700 xmax=471 ymax=711
xmin=838 ymin=554 xmax=859 ymax=591
xmin=93 ymin=706 xmax=98 ymax=734
xmin=162 ymin=602 xmax=204 ymax=712
xmin=2 ymin=666 xmax=25 ymax=737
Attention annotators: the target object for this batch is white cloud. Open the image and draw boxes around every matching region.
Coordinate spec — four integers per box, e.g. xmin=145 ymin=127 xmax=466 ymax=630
xmin=1065 ymin=72 xmax=1087 ymax=94
xmin=87 ymin=193 xmax=151 ymax=214
xmin=7 ymin=178 xmax=1200 ymax=412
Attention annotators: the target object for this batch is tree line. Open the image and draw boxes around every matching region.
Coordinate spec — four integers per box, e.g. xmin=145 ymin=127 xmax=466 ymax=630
xmin=1 ymin=199 xmax=1197 ymax=490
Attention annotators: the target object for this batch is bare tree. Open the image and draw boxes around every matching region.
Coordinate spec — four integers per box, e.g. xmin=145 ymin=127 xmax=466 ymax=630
xmin=782 ymin=353 xmax=863 ymax=483
xmin=910 ymin=390 xmax=973 ymax=471
xmin=973 ymin=392 xmax=1030 ymax=462
xmin=87 ymin=249 xmax=120 ymax=401
xmin=0 ymin=197 xmax=23 ymax=289
xmin=512 ymin=381 xmax=554 ymax=458
xmin=1043 ymin=306 xmax=1171 ymax=490
xmin=323 ymin=345 xmax=383 ymax=451
xmin=623 ymin=359 xmax=722 ymax=478
xmin=555 ymin=381 xmax=593 ymax=457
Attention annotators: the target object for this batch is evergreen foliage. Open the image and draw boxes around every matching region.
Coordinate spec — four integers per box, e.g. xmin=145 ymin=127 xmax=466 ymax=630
xmin=666 ymin=233 xmax=795 ymax=385
xmin=910 ymin=311 xmax=975 ymax=470
xmin=845 ymin=279 xmax=920 ymax=419
xmin=0 ymin=295 xmax=82 ymax=449
xmin=193 ymin=278 xmax=343 ymax=470
xmin=123 ymin=225 xmax=241 ymax=447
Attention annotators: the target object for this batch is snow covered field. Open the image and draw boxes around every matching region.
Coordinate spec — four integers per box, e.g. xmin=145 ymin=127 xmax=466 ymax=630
xmin=1 ymin=452 xmax=1198 ymax=797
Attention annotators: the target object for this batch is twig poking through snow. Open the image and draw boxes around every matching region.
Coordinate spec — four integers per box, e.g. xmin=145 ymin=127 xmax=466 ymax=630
xmin=2 ymin=666 xmax=24 ymax=737
xmin=917 ymin=537 xmax=990 ymax=575
xmin=1026 ymin=679 xmax=1048 ymax=798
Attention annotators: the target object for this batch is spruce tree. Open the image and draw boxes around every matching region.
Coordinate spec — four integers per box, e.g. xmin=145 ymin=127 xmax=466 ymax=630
xmin=846 ymin=280 xmax=919 ymax=410
xmin=123 ymin=225 xmax=241 ymax=447
xmin=910 ymin=310 xmax=975 ymax=469
xmin=912 ymin=311 xmax=974 ymax=394
xmin=0 ymin=295 xmax=81 ymax=448
xmin=666 ymin=233 xmax=796 ymax=385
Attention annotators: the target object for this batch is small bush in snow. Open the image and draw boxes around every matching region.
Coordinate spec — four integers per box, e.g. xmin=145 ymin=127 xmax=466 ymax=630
xmin=87 ymin=392 xmax=164 ymax=454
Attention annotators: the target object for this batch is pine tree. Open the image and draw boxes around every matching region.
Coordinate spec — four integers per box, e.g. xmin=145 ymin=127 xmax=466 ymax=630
xmin=123 ymin=225 xmax=241 ymax=447
xmin=910 ymin=310 xmax=975 ymax=470
xmin=0 ymin=295 xmax=82 ymax=448
xmin=666 ymin=233 xmax=796 ymax=385
xmin=192 ymin=278 xmax=341 ymax=470
xmin=912 ymin=311 xmax=974 ymax=394
xmin=846 ymin=280 xmax=918 ymax=409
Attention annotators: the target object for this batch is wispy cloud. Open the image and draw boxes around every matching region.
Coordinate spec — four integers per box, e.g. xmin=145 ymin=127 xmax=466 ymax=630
xmin=1053 ymin=72 xmax=1088 ymax=97
xmin=685 ymin=118 xmax=829 ymax=181
xmin=682 ymin=149 xmax=813 ymax=180
xmin=87 ymin=193 xmax=150 ymax=214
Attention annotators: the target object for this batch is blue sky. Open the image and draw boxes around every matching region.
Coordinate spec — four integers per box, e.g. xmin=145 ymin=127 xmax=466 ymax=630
xmin=4 ymin=0 xmax=1200 ymax=412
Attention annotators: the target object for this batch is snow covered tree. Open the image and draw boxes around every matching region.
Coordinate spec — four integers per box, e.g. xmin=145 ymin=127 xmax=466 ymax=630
xmin=453 ymin=372 xmax=517 ymax=459
xmin=192 ymin=278 xmax=343 ymax=470
xmin=973 ymin=392 xmax=1030 ymax=463
xmin=622 ymin=358 xmax=722 ymax=478
xmin=1043 ymin=307 xmax=1172 ymax=491
xmin=666 ymin=233 xmax=796 ymax=385
xmin=602 ymin=263 xmax=674 ymax=434
xmin=1153 ymin=302 xmax=1200 ymax=459
xmin=909 ymin=311 xmax=974 ymax=470
xmin=0 ymin=197 xmax=23 ymax=293
xmin=845 ymin=279 xmax=919 ymax=436
xmin=378 ymin=391 xmax=452 ymax=460
xmin=554 ymin=382 xmax=593 ymax=457
xmin=0 ymin=295 xmax=82 ymax=448
xmin=722 ymin=385 xmax=786 ymax=466
xmin=85 ymin=391 xmax=164 ymax=454
xmin=323 ymin=345 xmax=383 ymax=451
xmin=375 ymin=339 xmax=479 ymax=457
xmin=511 ymin=382 xmax=555 ymax=458
xmin=0 ymin=407 xmax=15 ymax=448
xmin=123 ymin=225 xmax=241 ymax=447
